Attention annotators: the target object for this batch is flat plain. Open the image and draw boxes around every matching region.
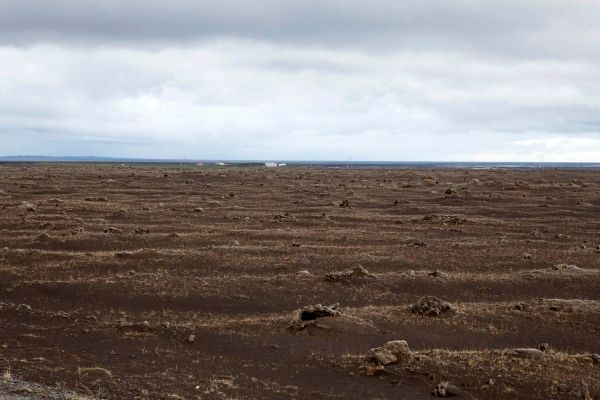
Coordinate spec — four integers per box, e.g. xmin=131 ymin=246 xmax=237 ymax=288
xmin=0 ymin=164 xmax=599 ymax=399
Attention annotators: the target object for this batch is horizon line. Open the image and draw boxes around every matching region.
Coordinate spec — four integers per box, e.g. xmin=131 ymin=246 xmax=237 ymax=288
xmin=1 ymin=155 xmax=600 ymax=164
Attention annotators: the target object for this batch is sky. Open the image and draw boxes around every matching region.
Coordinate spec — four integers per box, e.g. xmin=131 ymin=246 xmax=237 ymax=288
xmin=1 ymin=0 xmax=600 ymax=161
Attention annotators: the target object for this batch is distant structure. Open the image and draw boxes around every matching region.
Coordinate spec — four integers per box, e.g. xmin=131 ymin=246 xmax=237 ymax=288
xmin=265 ymin=162 xmax=287 ymax=168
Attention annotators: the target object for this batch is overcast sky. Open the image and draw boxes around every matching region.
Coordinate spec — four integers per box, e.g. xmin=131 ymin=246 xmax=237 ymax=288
xmin=1 ymin=0 xmax=600 ymax=161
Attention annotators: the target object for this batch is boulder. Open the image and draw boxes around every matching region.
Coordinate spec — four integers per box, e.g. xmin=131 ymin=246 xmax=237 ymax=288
xmin=298 ymin=304 xmax=342 ymax=321
xmin=289 ymin=303 xmax=343 ymax=331
xmin=382 ymin=340 xmax=411 ymax=358
xmin=325 ymin=265 xmax=375 ymax=284
xmin=411 ymin=296 xmax=454 ymax=317
xmin=370 ymin=348 xmax=397 ymax=366
xmin=367 ymin=340 xmax=411 ymax=366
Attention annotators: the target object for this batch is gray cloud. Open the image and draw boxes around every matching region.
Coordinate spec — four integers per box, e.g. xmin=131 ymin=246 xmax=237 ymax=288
xmin=0 ymin=1 xmax=599 ymax=160
xmin=1 ymin=1 xmax=599 ymax=59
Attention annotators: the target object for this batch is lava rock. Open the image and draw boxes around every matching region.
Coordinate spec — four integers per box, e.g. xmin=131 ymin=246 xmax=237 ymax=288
xmin=428 ymin=270 xmax=449 ymax=278
xmin=432 ymin=381 xmax=460 ymax=397
xmin=325 ymin=265 xmax=375 ymax=284
xmin=411 ymin=296 xmax=454 ymax=317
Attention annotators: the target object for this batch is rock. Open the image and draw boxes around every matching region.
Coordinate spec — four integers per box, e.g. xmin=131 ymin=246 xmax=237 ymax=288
xmin=511 ymin=302 xmax=528 ymax=311
xmin=367 ymin=340 xmax=412 ymax=366
xmin=509 ymin=348 xmax=545 ymax=358
xmin=411 ymin=241 xmax=428 ymax=247
xmin=422 ymin=177 xmax=437 ymax=187
xmin=118 ymin=318 xmax=134 ymax=328
xmin=51 ymin=311 xmax=70 ymax=319
xmin=36 ymin=233 xmax=52 ymax=242
xmin=133 ymin=226 xmax=150 ymax=234
xmin=299 ymin=304 xmax=341 ymax=321
xmin=296 ymin=270 xmax=312 ymax=278
xmin=432 ymin=381 xmax=460 ymax=397
xmin=523 ymin=252 xmax=533 ymax=259
xmin=591 ymin=353 xmax=600 ymax=364
xmin=230 ymin=240 xmax=240 ymax=247
xmin=289 ymin=303 xmax=342 ymax=331
xmin=423 ymin=214 xmax=466 ymax=225
xmin=538 ymin=343 xmax=550 ymax=352
xmin=105 ymin=226 xmax=123 ymax=234
xmin=370 ymin=348 xmax=397 ymax=366
xmin=552 ymin=264 xmax=583 ymax=271
xmin=411 ymin=296 xmax=454 ymax=317
xmin=16 ymin=304 xmax=32 ymax=311
xmin=77 ymin=367 xmax=112 ymax=379
xmin=187 ymin=334 xmax=197 ymax=343
xmin=115 ymin=251 xmax=135 ymax=258
xmin=112 ymin=209 xmax=128 ymax=217
xmin=445 ymin=187 xmax=457 ymax=195
xmin=194 ymin=207 xmax=204 ymax=212
xmin=428 ymin=270 xmax=449 ymax=278
xmin=19 ymin=202 xmax=36 ymax=212
xmin=325 ymin=265 xmax=375 ymax=284
xmin=274 ymin=213 xmax=297 ymax=222
xmin=116 ymin=317 xmax=152 ymax=333
xmin=85 ymin=196 xmax=108 ymax=202
xmin=339 ymin=199 xmax=350 ymax=208
xmin=383 ymin=340 xmax=410 ymax=357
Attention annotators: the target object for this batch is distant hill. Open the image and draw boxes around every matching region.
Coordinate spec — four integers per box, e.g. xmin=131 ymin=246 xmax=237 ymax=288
xmin=2 ymin=156 xmax=600 ymax=169
xmin=0 ymin=155 xmax=182 ymax=162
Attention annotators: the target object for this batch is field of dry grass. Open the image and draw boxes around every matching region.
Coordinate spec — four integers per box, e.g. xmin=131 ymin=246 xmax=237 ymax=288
xmin=1 ymin=164 xmax=599 ymax=399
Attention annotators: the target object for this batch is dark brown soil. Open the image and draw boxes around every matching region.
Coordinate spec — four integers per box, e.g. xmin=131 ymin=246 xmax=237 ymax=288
xmin=1 ymin=164 xmax=599 ymax=399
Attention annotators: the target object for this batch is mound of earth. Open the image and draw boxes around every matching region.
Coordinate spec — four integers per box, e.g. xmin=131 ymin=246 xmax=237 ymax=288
xmin=411 ymin=296 xmax=454 ymax=317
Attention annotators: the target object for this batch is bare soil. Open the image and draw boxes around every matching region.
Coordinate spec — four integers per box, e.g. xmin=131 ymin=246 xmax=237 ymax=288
xmin=0 ymin=164 xmax=599 ymax=399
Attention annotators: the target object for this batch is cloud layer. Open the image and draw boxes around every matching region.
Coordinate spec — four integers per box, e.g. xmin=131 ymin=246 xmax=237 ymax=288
xmin=1 ymin=1 xmax=599 ymax=160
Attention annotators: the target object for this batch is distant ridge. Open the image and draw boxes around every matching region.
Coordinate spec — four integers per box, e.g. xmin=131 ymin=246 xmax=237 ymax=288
xmin=2 ymin=155 xmax=600 ymax=169
xmin=0 ymin=155 xmax=181 ymax=162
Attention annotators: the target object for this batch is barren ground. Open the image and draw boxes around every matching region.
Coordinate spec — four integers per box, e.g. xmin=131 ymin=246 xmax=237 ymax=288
xmin=0 ymin=164 xmax=599 ymax=399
